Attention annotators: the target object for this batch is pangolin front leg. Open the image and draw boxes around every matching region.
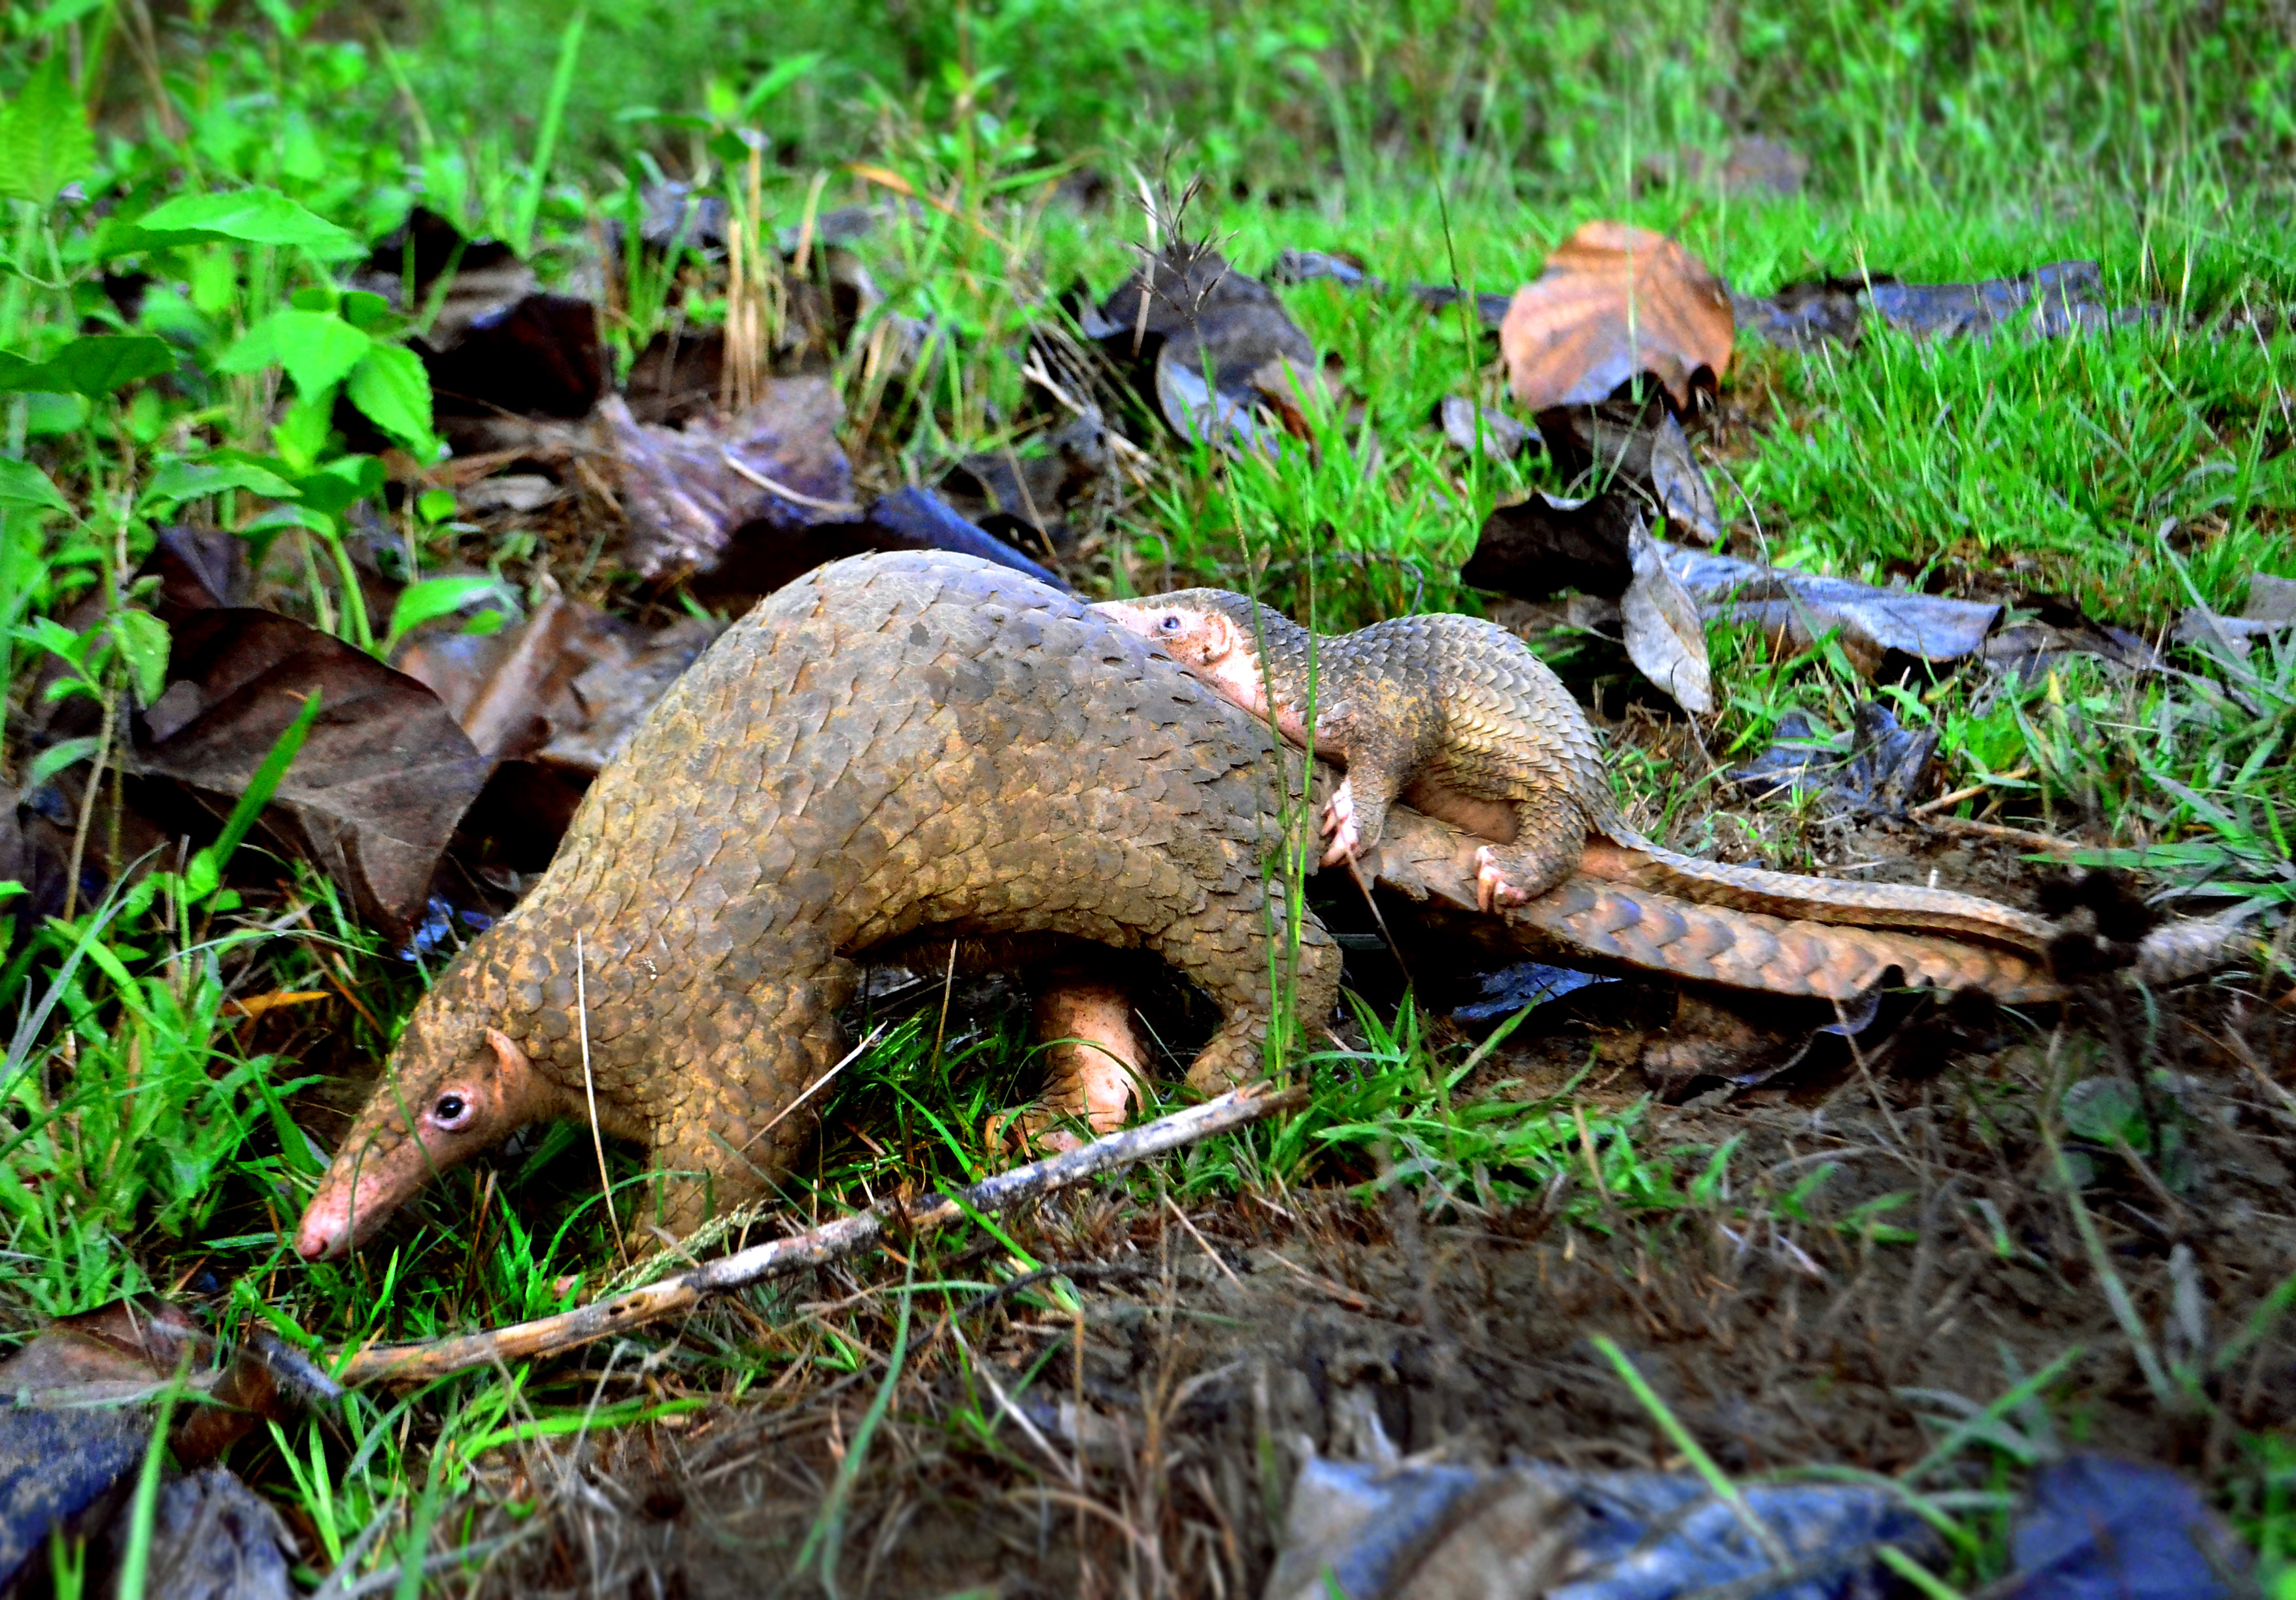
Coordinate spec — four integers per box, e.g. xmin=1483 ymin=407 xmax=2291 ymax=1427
xmin=643 ymin=961 xmax=856 ymax=1234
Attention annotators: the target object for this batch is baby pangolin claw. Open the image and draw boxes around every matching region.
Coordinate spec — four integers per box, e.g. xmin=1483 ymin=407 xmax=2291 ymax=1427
xmin=1319 ymin=780 xmax=1360 ymax=868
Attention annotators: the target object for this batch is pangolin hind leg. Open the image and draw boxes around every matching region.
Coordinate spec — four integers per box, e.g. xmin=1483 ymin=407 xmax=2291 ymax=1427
xmin=1474 ymin=788 xmax=1591 ymax=912
xmin=1163 ymin=907 xmax=1342 ymax=1095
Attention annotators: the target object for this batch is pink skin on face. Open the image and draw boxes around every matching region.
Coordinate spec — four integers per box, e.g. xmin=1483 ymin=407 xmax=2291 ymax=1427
xmin=1095 ymin=601 xmax=1359 ymax=867
xmin=295 ymin=1027 xmax=549 ymax=1261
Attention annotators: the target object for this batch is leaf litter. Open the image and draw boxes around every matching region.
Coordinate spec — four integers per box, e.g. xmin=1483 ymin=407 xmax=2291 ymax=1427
xmin=0 ymin=68 xmax=2288 ymax=1600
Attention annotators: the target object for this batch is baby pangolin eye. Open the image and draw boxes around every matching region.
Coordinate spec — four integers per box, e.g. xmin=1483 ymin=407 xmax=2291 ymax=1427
xmin=433 ymin=1093 xmax=468 ymax=1125
xmin=1160 ymin=614 xmax=1183 ymax=633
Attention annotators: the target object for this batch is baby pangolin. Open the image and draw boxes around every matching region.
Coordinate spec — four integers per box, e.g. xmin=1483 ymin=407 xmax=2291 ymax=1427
xmin=1092 ymin=590 xmax=2057 ymax=954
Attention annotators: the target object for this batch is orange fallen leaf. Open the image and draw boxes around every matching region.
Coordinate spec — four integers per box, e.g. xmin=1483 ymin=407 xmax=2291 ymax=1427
xmin=223 ymin=990 xmax=330 ymax=1020
xmin=1500 ymin=222 xmax=1735 ymax=412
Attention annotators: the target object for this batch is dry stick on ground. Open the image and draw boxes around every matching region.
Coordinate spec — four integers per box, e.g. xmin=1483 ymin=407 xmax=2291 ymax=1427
xmin=333 ymin=1083 xmax=1307 ymax=1386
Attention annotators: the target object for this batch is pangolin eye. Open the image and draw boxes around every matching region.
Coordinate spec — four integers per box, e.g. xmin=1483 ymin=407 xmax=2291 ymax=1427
xmin=1160 ymin=614 xmax=1182 ymax=633
xmin=433 ymin=1093 xmax=468 ymax=1126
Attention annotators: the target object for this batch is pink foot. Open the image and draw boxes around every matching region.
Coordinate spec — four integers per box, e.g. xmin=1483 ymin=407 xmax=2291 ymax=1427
xmin=1475 ymin=846 xmax=1529 ymax=912
xmin=1320 ymin=780 xmax=1360 ymax=868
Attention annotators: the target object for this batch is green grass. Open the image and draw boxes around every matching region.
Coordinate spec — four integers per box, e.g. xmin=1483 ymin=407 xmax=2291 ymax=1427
xmin=2 ymin=0 xmax=2294 ymax=1590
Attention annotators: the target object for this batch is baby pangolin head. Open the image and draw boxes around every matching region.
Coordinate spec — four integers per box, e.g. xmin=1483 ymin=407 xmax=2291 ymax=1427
xmin=1092 ymin=590 xmax=1283 ymax=713
xmin=294 ymin=1010 xmax=564 ymax=1261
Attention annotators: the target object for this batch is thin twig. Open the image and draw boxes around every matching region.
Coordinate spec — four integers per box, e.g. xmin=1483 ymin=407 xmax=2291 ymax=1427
xmin=717 ymin=448 xmax=862 ymax=516
xmin=1909 ymin=767 xmax=2034 ymax=817
xmin=1916 ymin=814 xmax=2080 ymax=854
xmin=1162 ymin=1193 xmax=1244 ymax=1291
xmin=335 ymin=1083 xmax=1306 ymax=1384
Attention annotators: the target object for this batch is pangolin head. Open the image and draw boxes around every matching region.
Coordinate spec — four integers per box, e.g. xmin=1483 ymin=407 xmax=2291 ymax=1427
xmin=294 ymin=1008 xmax=558 ymax=1261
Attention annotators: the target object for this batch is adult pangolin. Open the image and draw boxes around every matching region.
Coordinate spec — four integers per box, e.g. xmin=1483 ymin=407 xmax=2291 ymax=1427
xmin=297 ymin=554 xmax=2225 ymax=1259
xmin=295 ymin=552 xmax=1338 ymax=1259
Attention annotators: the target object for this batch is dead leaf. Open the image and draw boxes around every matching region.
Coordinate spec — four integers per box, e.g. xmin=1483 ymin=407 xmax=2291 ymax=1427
xmin=1736 ymin=259 xmax=2148 ymax=350
xmin=937 ymin=410 xmax=1113 ymax=556
xmin=1622 ymin=522 xmax=1714 ymax=712
xmin=0 ymin=1297 xmax=337 ymax=1467
xmin=1537 ymin=403 xmax=1721 ymax=544
xmin=99 ymin=1467 xmax=295 ymax=1600
xmin=127 ymin=609 xmax=490 ymax=937
xmin=1095 ymin=242 xmax=1330 ymax=448
xmin=1659 ymin=542 xmax=2002 ymax=678
xmin=1500 ymin=222 xmax=1736 ymax=412
xmin=2172 ymin=572 xmax=2296 ymax=658
xmin=1727 ymin=703 xmax=1940 ymax=817
xmin=1438 ymin=396 xmax=1532 ymax=461
xmin=1985 ymin=597 xmax=2164 ymax=679
xmin=1462 ymin=490 xmax=1640 ymax=598
xmin=398 ymin=592 xmax=723 ymax=775
xmin=0 ymin=1407 xmax=150 ymax=1590
xmin=605 ymin=383 xmax=854 ymax=580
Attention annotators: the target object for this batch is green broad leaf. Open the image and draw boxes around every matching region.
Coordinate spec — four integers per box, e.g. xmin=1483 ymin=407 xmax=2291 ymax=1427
xmin=109 ymin=608 xmax=170 ymax=708
xmin=294 ymin=453 xmax=386 ymax=516
xmin=339 ymin=290 xmax=396 ymax=333
xmin=345 ymin=343 xmax=436 ymax=454
xmin=0 ymin=334 xmax=175 ymax=398
xmin=0 ymin=54 xmax=95 ymax=207
xmin=386 ymin=575 xmax=503 ymax=650
xmin=20 ymin=391 xmax=87 ymax=437
xmin=270 ymin=390 xmax=337 ymax=473
xmin=27 ymin=735 xmax=99 ymax=789
xmin=0 ymin=458 xmax=69 ymax=514
xmin=127 ymin=188 xmax=363 ymax=259
xmin=218 ymin=309 xmax=371 ymax=397
xmin=141 ymin=456 xmax=301 ymax=508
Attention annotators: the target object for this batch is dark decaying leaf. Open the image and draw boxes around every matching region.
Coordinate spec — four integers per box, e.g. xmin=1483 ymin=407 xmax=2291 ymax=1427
xmin=1727 ymin=702 xmax=1940 ymax=817
xmin=1621 ymin=521 xmax=1714 ymax=713
xmin=1729 ymin=276 xmax=1870 ymax=350
xmin=1094 ymin=242 xmax=1336 ymax=449
xmin=1448 ymin=960 xmax=1613 ymax=1029
xmin=127 ymin=609 xmax=490 ymax=937
xmin=356 ymin=207 xmax=606 ymax=424
xmin=422 ymin=292 xmax=605 ymax=420
xmin=0 ymin=784 xmax=86 ymax=933
xmin=1538 ymin=401 xmax=1722 ymax=544
xmin=859 ymin=487 xmax=1066 ymax=588
xmin=1500 ymin=222 xmax=1736 ymax=413
xmin=99 ymin=1468 xmax=295 ymax=1600
xmin=396 ymin=593 xmax=725 ymax=870
xmin=0 ymin=1297 xmax=337 ymax=1467
xmin=2001 ymin=1456 xmax=2252 ymax=1600
xmin=1736 ymin=260 xmax=2146 ymax=350
xmin=604 ymin=384 xmax=856 ymax=580
xmin=1462 ymin=490 xmax=1640 ymax=598
xmin=0 ymin=1407 xmax=149 ymax=1592
xmin=1983 ymin=597 xmax=2165 ymax=680
xmin=937 ymin=409 xmax=1113 ymax=556
xmin=2172 ymin=571 xmax=2296 ymax=658
xmin=1661 ymin=543 xmax=2004 ymax=678
xmin=1266 ymin=1456 xmax=1925 ymax=1600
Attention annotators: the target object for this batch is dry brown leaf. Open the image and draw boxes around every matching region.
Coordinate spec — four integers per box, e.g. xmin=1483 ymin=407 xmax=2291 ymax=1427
xmin=1622 ymin=522 xmax=1714 ymax=713
xmin=1500 ymin=222 xmax=1735 ymax=412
